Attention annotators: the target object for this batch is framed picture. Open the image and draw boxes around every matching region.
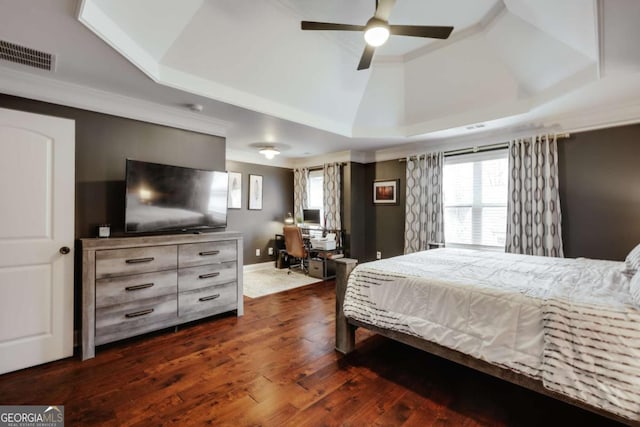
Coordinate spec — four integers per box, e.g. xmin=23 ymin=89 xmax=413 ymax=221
xmin=373 ymin=179 xmax=399 ymax=205
xmin=248 ymin=174 xmax=263 ymax=210
xmin=227 ymin=172 xmax=242 ymax=209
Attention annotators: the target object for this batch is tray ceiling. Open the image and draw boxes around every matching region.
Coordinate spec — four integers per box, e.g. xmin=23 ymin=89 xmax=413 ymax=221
xmin=79 ymin=0 xmax=615 ymax=140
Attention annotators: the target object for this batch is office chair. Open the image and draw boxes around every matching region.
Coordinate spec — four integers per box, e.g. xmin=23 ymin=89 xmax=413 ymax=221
xmin=283 ymin=225 xmax=308 ymax=274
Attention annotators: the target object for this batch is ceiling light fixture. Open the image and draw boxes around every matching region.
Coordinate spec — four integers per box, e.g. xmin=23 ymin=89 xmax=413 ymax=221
xmin=259 ymin=146 xmax=280 ymax=160
xmin=364 ymin=18 xmax=390 ymax=47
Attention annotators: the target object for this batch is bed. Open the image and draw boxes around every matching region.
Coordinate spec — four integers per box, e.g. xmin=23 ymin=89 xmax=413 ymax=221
xmin=334 ymin=248 xmax=640 ymax=426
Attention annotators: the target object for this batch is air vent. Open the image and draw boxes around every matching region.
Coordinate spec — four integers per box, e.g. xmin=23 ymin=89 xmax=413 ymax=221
xmin=0 ymin=40 xmax=55 ymax=71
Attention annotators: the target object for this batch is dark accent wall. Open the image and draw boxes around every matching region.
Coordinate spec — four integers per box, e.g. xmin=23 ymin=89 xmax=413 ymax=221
xmin=363 ymin=159 xmax=406 ymax=261
xmin=559 ymin=124 xmax=640 ymax=260
xmin=341 ymin=160 xmax=406 ymax=263
xmin=0 ymin=94 xmax=226 ymax=238
xmin=226 ymin=160 xmax=293 ymax=265
xmin=343 ymin=162 xmax=368 ymax=260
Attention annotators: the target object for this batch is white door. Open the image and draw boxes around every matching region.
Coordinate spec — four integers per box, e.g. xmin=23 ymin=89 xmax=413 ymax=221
xmin=0 ymin=107 xmax=75 ymax=375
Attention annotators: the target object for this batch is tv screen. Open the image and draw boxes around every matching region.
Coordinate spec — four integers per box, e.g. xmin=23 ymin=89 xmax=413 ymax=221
xmin=125 ymin=159 xmax=228 ymax=233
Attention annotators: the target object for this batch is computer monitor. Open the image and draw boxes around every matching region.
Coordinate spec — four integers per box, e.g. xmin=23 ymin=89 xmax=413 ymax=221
xmin=302 ymin=209 xmax=321 ymax=226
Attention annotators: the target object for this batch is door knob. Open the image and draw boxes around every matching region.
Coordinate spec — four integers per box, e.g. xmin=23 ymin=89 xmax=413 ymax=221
xmin=59 ymin=246 xmax=70 ymax=255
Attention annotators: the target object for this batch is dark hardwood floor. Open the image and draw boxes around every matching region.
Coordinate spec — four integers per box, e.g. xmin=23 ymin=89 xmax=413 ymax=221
xmin=0 ymin=281 xmax=624 ymax=426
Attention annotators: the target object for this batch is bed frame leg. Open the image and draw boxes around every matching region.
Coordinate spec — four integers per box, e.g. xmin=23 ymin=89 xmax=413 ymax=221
xmin=335 ymin=258 xmax=358 ymax=354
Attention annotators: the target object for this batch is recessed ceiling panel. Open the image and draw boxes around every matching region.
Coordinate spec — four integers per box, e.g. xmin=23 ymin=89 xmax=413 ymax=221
xmin=404 ymin=34 xmax=521 ymax=128
xmin=160 ymin=0 xmax=369 ymax=134
xmin=503 ymin=0 xmax=597 ymax=61
xmin=485 ymin=11 xmax=595 ymax=93
xmin=353 ymin=63 xmax=405 ymax=135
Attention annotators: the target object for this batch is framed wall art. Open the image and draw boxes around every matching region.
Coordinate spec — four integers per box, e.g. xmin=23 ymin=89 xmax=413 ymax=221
xmin=373 ymin=179 xmax=399 ymax=205
xmin=227 ymin=171 xmax=242 ymax=209
xmin=248 ymin=174 xmax=263 ymax=210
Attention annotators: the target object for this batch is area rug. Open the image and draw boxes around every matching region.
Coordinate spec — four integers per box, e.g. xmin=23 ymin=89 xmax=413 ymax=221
xmin=243 ymin=265 xmax=322 ymax=298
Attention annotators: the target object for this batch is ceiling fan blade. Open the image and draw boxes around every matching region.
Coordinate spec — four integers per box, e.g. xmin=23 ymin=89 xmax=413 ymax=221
xmin=357 ymin=45 xmax=375 ymax=70
xmin=389 ymin=25 xmax=454 ymax=39
xmin=301 ymin=21 xmax=365 ymax=32
xmin=374 ymin=0 xmax=397 ymax=21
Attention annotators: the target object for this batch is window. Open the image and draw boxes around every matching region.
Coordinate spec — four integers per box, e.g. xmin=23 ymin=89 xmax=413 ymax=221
xmin=307 ymin=170 xmax=324 ymax=226
xmin=443 ymin=150 xmax=508 ymax=249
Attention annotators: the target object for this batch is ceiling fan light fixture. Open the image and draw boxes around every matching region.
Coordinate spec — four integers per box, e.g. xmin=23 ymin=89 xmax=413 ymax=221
xmin=300 ymin=2 xmax=454 ymax=70
xmin=259 ymin=146 xmax=280 ymax=160
xmin=364 ymin=19 xmax=389 ymax=47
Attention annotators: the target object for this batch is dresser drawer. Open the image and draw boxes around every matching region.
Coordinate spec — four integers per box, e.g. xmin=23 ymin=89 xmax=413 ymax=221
xmin=178 ymin=261 xmax=237 ymax=293
xmin=96 ymin=270 xmax=177 ymax=308
xmin=95 ymin=294 xmax=177 ymax=345
xmin=96 ymin=245 xmax=177 ymax=279
xmin=178 ymin=282 xmax=237 ymax=318
xmin=178 ymin=240 xmax=237 ymax=268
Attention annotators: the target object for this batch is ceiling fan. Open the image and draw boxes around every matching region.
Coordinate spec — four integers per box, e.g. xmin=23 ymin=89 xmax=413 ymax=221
xmin=301 ymin=0 xmax=454 ymax=70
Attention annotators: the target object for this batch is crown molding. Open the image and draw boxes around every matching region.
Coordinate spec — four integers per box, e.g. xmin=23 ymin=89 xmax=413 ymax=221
xmin=290 ymin=150 xmax=351 ymax=169
xmin=0 ymin=66 xmax=230 ymax=137
xmin=543 ymin=97 xmax=640 ymax=135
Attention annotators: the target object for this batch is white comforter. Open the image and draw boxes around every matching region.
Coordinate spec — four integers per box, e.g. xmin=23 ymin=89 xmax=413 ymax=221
xmin=343 ymin=248 xmax=640 ymax=420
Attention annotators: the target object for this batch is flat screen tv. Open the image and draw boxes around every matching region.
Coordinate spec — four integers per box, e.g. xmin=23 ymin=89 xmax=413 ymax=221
xmin=125 ymin=159 xmax=228 ymax=233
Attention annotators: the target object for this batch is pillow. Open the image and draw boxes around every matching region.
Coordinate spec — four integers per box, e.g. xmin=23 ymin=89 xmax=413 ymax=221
xmin=624 ymin=243 xmax=640 ymax=277
xmin=631 ymin=272 xmax=640 ymax=307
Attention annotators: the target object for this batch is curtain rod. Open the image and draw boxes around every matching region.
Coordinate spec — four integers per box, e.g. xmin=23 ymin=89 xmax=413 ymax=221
xmin=399 ymin=133 xmax=571 ymax=162
xmin=304 ymin=162 xmax=347 ymax=171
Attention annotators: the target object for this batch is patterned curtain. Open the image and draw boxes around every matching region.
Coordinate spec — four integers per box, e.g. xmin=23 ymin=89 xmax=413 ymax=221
xmin=293 ymin=167 xmax=309 ymax=224
xmin=404 ymin=152 xmax=444 ymax=254
xmin=505 ymin=134 xmax=564 ymax=257
xmin=323 ymin=163 xmax=342 ymax=230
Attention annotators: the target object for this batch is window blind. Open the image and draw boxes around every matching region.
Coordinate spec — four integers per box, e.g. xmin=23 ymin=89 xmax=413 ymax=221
xmin=443 ymin=149 xmax=508 ymax=250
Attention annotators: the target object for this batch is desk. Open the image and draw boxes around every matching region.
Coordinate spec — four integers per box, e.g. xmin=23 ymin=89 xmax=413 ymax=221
xmin=275 ymin=228 xmax=344 ymax=250
xmin=275 ymin=229 xmax=344 ymax=279
xmin=299 ymin=227 xmax=344 ymax=249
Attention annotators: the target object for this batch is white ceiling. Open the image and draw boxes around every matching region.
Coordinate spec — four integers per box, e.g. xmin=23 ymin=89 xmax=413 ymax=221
xmin=1 ymin=0 xmax=640 ymax=168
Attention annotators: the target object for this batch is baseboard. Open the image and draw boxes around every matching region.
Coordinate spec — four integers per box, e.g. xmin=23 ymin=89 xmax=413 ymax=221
xmin=243 ymin=261 xmax=276 ymax=272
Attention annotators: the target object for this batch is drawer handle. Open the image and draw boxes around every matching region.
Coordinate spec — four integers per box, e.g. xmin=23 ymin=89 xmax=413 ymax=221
xmin=125 ymin=257 xmax=155 ymax=264
xmin=199 ymin=250 xmax=220 ymax=256
xmin=199 ymin=272 xmax=220 ymax=279
xmin=125 ymin=283 xmax=154 ymax=292
xmin=125 ymin=308 xmax=154 ymax=318
xmin=199 ymin=294 xmax=220 ymax=302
